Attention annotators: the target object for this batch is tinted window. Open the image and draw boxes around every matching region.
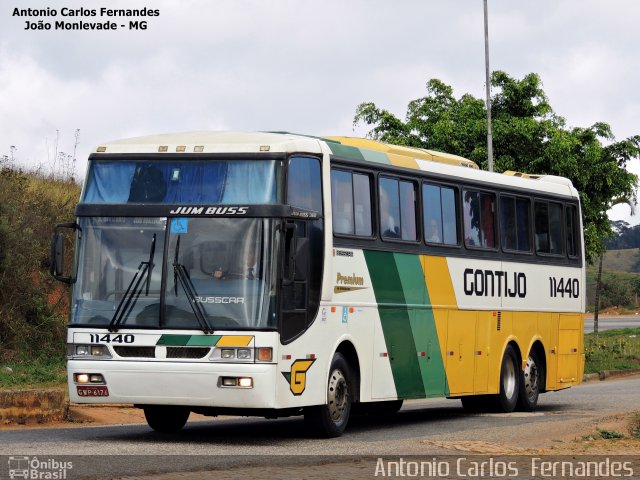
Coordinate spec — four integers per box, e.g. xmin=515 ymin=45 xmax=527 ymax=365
xmin=379 ymin=177 xmax=417 ymax=241
xmin=463 ymin=189 xmax=496 ymax=248
xmin=566 ymin=205 xmax=580 ymax=258
xmin=353 ymin=173 xmax=373 ymax=236
xmin=330 ymin=169 xmax=372 ymax=236
xmin=423 ymin=183 xmax=458 ymax=245
xmin=500 ymin=196 xmax=531 ymax=252
xmin=83 ymin=160 xmax=279 ymax=204
xmin=287 ymin=157 xmax=322 ymax=213
xmin=534 ymin=201 xmax=564 ymax=255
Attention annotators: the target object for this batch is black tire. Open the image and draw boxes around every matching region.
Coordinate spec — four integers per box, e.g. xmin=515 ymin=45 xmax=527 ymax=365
xmin=517 ymin=350 xmax=543 ymax=412
xmin=354 ymin=400 xmax=404 ymax=416
xmin=304 ymin=353 xmax=353 ymax=437
xmin=144 ymin=405 xmax=190 ymax=433
xmin=495 ymin=345 xmax=520 ymax=413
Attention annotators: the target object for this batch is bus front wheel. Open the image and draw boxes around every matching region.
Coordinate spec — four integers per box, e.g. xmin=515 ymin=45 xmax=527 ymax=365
xmin=304 ymin=353 xmax=353 ymax=437
xmin=143 ymin=405 xmax=190 ymax=433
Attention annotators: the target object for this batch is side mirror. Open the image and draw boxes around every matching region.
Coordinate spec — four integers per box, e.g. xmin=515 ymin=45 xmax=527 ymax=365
xmin=50 ymin=222 xmax=79 ymax=284
xmin=51 ymin=234 xmax=65 ymax=277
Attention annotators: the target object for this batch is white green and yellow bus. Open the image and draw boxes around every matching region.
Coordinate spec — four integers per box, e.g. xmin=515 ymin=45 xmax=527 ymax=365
xmin=52 ymin=131 xmax=585 ymax=437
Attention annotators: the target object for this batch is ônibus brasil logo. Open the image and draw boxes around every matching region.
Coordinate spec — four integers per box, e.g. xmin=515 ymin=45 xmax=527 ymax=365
xmin=8 ymin=456 xmax=73 ymax=479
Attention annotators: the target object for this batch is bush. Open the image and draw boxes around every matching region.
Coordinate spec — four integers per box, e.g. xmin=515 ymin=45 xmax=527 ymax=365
xmin=0 ymin=167 xmax=80 ymax=362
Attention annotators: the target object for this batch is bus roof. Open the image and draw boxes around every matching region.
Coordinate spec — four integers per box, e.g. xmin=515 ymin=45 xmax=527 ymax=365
xmin=94 ymin=131 xmax=578 ymax=198
xmin=95 ymin=131 xmax=324 ymax=155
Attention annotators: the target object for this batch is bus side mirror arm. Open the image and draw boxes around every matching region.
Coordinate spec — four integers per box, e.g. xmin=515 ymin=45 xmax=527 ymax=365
xmin=50 ymin=222 xmax=79 ymax=284
xmin=282 ymin=221 xmax=297 ymax=286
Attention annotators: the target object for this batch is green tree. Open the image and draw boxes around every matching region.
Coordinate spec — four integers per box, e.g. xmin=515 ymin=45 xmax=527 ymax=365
xmin=354 ymin=71 xmax=640 ymax=263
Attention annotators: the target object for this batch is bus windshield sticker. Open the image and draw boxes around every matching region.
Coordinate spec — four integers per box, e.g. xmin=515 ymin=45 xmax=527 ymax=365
xmin=170 ymin=218 xmax=188 ymax=234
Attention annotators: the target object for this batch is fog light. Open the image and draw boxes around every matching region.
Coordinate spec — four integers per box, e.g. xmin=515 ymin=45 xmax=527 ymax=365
xmin=237 ymin=348 xmax=251 ymax=360
xmin=221 ymin=349 xmax=235 ymax=359
xmin=256 ymin=347 xmax=273 ymax=362
xmin=221 ymin=377 xmax=237 ymax=387
xmin=238 ymin=377 xmax=253 ymax=388
xmin=75 ymin=373 xmax=89 ymax=384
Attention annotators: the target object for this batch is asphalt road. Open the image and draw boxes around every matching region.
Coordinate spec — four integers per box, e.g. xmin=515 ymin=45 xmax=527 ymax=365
xmin=2 ymin=375 xmax=639 ymax=479
xmin=584 ymin=315 xmax=640 ymax=332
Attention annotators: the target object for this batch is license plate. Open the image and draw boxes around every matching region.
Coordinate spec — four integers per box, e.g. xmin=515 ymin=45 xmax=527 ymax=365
xmin=77 ymin=385 xmax=109 ymax=397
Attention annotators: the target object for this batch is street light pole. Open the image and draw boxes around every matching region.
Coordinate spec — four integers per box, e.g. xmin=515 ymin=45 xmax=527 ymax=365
xmin=483 ymin=0 xmax=494 ymax=172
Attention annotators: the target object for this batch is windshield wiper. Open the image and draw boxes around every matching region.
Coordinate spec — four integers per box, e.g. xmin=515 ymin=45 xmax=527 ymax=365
xmin=109 ymin=234 xmax=156 ymax=332
xmin=172 ymin=236 xmax=214 ymax=334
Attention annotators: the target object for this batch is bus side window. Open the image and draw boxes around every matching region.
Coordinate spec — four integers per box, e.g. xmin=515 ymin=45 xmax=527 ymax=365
xmin=500 ymin=195 xmax=531 ymax=252
xmin=423 ymin=183 xmax=459 ymax=245
xmin=566 ymin=205 xmax=580 ymax=258
xmin=330 ymin=169 xmax=373 ymax=237
xmin=379 ymin=177 xmax=417 ymax=241
xmin=353 ymin=173 xmax=372 ymax=236
xmin=331 ymin=170 xmax=355 ymax=234
xmin=535 ymin=201 xmax=564 ymax=256
xmin=287 ymin=156 xmax=322 ymax=213
xmin=463 ymin=189 xmax=496 ymax=249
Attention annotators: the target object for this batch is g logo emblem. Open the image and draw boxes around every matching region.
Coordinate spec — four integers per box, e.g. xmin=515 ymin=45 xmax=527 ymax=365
xmin=282 ymin=359 xmax=316 ymax=395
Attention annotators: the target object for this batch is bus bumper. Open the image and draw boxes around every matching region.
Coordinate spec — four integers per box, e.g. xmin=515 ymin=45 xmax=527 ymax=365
xmin=67 ymin=360 xmax=277 ymax=408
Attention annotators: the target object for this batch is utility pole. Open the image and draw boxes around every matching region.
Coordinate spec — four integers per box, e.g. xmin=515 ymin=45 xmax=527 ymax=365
xmin=483 ymin=0 xmax=494 ymax=172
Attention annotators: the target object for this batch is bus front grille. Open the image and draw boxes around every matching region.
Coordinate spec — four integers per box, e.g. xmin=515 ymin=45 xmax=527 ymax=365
xmin=114 ymin=346 xmax=155 ymax=358
xmin=166 ymin=347 xmax=211 ymax=359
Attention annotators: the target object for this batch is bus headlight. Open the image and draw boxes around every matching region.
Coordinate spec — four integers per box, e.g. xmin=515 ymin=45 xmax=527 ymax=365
xmin=68 ymin=344 xmax=112 ymax=359
xmin=237 ymin=348 xmax=252 ymax=360
xmin=220 ymin=349 xmax=235 ymax=359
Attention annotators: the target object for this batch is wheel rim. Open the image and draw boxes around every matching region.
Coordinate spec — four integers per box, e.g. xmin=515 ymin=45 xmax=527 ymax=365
xmin=327 ymin=369 xmax=349 ymax=422
xmin=503 ymin=356 xmax=516 ymax=399
xmin=523 ymin=355 xmax=539 ymax=401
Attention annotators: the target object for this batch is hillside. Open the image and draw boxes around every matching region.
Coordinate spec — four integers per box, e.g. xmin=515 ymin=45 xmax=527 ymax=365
xmin=600 ymin=248 xmax=640 ymax=272
xmin=0 ymin=167 xmax=81 ymax=361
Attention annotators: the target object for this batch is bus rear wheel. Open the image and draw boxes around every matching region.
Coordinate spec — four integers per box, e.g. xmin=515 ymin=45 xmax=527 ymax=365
xmin=304 ymin=353 xmax=352 ymax=437
xmin=517 ymin=351 xmax=542 ymax=411
xmin=495 ymin=345 xmax=520 ymax=412
xmin=143 ymin=405 xmax=190 ymax=433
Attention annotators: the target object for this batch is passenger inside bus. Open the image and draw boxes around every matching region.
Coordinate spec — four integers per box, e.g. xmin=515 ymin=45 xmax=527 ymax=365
xmin=213 ymin=248 xmax=260 ymax=280
xmin=380 ymin=187 xmax=400 ymax=238
xmin=426 ymin=218 xmax=442 ymax=243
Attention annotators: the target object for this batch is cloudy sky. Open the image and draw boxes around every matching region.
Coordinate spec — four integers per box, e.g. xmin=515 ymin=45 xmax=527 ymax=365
xmin=1 ymin=0 xmax=639 ymax=222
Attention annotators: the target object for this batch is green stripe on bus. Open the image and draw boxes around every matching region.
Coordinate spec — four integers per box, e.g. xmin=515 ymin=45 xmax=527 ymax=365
xmin=364 ymin=250 xmax=425 ymax=399
xmin=157 ymin=334 xmax=221 ymax=346
xmin=187 ymin=335 xmax=222 ymax=346
xmin=328 ymin=143 xmax=366 ymax=161
xmin=359 ymin=148 xmax=391 ymax=165
xmin=394 ymin=254 xmax=449 ymax=397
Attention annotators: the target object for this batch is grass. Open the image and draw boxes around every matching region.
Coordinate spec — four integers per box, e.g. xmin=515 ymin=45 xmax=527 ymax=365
xmin=582 ymin=429 xmax=625 ymax=441
xmin=0 ymin=357 xmax=66 ymax=390
xmin=584 ymin=327 xmax=640 ymax=374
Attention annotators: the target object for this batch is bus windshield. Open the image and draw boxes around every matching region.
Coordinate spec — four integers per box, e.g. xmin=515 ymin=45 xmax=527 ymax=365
xmin=71 ymin=217 xmax=277 ymax=330
xmin=82 ymin=159 xmax=279 ymax=204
